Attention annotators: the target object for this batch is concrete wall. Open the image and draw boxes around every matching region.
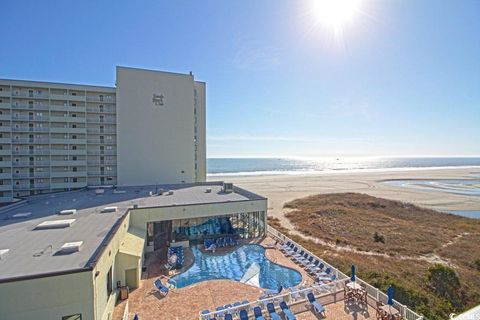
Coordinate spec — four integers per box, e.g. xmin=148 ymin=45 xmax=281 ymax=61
xmin=194 ymin=81 xmax=206 ymax=182
xmin=92 ymin=212 xmax=134 ymax=320
xmin=0 ymin=271 xmax=94 ymax=320
xmin=116 ymin=67 xmax=201 ymax=186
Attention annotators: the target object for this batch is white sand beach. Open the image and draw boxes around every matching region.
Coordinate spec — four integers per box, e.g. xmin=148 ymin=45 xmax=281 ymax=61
xmin=210 ymin=167 xmax=480 ymax=221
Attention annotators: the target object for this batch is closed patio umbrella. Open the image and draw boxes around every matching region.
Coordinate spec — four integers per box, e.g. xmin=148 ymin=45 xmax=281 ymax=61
xmin=351 ymin=265 xmax=356 ymax=282
xmin=387 ymin=285 xmax=394 ymax=305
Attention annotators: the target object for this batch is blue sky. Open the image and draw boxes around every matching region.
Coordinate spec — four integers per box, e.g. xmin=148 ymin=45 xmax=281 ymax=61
xmin=1 ymin=1 xmax=479 ymax=158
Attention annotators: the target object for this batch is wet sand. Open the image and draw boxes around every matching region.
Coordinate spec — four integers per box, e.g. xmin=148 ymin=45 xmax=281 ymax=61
xmin=209 ymin=167 xmax=480 ymax=221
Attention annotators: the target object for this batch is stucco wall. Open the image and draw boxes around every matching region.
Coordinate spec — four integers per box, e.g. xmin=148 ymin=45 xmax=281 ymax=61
xmin=116 ymin=67 xmax=199 ymax=186
xmin=194 ymin=81 xmax=206 ymax=182
xmin=0 ymin=271 xmax=94 ymax=320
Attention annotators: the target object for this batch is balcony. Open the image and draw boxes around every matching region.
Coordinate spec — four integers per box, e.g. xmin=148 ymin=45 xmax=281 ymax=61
xmin=0 ymin=173 xmax=12 ymax=179
xmin=86 ymin=150 xmax=116 ymax=155
xmin=86 ymin=107 xmax=116 ymax=114
xmin=51 ymin=181 xmax=87 ymax=189
xmin=0 ymin=185 xmax=12 ymax=191
xmin=13 ymin=183 xmax=50 ymax=190
xmin=50 ymin=94 xmax=86 ymax=101
xmin=87 ymin=171 xmax=117 ymax=176
xmin=51 ymin=160 xmax=87 ymax=166
xmin=86 ymin=128 xmax=116 ymax=134
xmin=50 ymin=116 xmax=86 ymax=123
xmin=86 ymin=118 xmax=116 ymax=124
xmin=50 ymin=105 xmax=86 ymax=112
xmin=50 ymin=171 xmax=87 ymax=178
xmin=50 ymin=149 xmax=87 ymax=155
xmin=11 ymin=115 xmax=49 ymax=121
xmin=0 ymin=91 xmax=11 ymax=98
xmin=0 ymin=102 xmax=11 ymax=108
xmin=11 ymin=103 xmax=49 ymax=110
xmin=12 ymin=138 xmax=49 ymax=144
xmin=12 ymin=127 xmax=49 ymax=133
xmin=50 ymin=138 xmax=87 ymax=145
xmin=86 ymin=95 xmax=115 ymax=103
xmin=50 ymin=127 xmax=86 ymax=134
xmin=87 ymin=160 xmax=116 ymax=165
xmin=12 ymin=149 xmax=50 ymax=155
xmin=86 ymin=139 xmax=116 ymax=144
xmin=0 ymin=126 xmax=12 ymax=132
xmin=0 ymin=149 xmax=12 ymax=155
xmin=0 ymin=138 xmax=11 ymax=143
xmin=0 ymin=114 xmax=11 ymax=121
xmin=12 ymin=92 xmax=49 ymax=99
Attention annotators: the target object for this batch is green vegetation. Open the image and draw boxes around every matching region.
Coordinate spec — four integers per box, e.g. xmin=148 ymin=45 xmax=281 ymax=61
xmin=272 ymin=192 xmax=480 ymax=320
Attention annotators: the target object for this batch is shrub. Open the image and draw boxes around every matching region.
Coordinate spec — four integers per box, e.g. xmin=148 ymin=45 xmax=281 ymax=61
xmin=427 ymin=264 xmax=460 ymax=302
xmin=373 ymin=231 xmax=385 ymax=243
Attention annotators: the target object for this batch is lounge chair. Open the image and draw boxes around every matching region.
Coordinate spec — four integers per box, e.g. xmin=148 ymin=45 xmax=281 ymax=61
xmin=280 ymin=241 xmax=292 ymax=252
xmin=224 ymin=313 xmax=233 ymax=320
xmin=253 ymin=306 xmax=265 ymax=320
xmin=307 ymin=260 xmax=320 ymax=273
xmin=291 ymin=250 xmax=304 ymax=262
xmin=153 ymin=279 xmax=169 ymax=296
xmin=285 ymin=246 xmax=297 ymax=257
xmin=239 ymin=309 xmax=249 ymax=320
xmin=279 ymin=301 xmax=297 ymax=320
xmin=307 ymin=293 xmax=326 ymax=316
xmin=266 ymin=302 xmax=281 ymax=320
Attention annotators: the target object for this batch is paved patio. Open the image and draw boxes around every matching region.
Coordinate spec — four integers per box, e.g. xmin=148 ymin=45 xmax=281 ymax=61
xmin=113 ymin=237 xmax=376 ymax=320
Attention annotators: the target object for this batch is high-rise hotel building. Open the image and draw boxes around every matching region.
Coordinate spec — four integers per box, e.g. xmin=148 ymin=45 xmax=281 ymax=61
xmin=0 ymin=67 xmax=206 ymax=202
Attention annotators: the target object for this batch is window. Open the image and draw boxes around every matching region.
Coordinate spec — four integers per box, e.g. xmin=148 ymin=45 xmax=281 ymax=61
xmin=106 ymin=267 xmax=113 ymax=296
xmin=72 ymin=177 xmax=77 ymax=183
xmin=62 ymin=314 xmax=81 ymax=320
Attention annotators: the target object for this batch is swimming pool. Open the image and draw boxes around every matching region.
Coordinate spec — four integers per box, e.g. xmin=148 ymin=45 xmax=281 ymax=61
xmin=170 ymin=244 xmax=302 ymax=290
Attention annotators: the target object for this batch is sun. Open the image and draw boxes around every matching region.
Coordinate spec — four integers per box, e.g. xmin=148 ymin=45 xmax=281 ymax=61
xmin=313 ymin=0 xmax=362 ymax=31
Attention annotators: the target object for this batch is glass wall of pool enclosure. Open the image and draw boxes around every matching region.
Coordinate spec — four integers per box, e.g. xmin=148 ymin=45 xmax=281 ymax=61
xmin=146 ymin=211 xmax=266 ymax=246
xmin=172 ymin=211 xmax=266 ymax=241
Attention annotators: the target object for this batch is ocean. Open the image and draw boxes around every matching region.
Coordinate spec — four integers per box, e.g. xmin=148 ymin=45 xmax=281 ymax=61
xmin=207 ymin=157 xmax=480 ymax=176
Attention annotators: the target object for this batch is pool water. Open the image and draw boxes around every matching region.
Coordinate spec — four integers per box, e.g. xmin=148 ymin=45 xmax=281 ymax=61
xmin=170 ymin=244 xmax=302 ymax=290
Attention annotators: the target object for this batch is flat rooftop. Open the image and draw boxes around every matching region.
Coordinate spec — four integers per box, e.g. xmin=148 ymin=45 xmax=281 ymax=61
xmin=0 ymin=182 xmax=265 ymax=282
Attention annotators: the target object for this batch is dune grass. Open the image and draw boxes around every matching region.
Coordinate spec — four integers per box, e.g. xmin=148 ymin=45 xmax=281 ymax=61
xmin=270 ymin=192 xmax=480 ymax=320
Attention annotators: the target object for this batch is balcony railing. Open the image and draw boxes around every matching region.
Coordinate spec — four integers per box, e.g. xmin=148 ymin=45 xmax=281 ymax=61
xmin=86 ymin=95 xmax=115 ymax=103
xmin=86 ymin=128 xmax=116 ymax=134
xmin=12 ymin=138 xmax=50 ymax=144
xmin=12 ymin=127 xmax=49 ymax=132
xmin=12 ymin=92 xmax=49 ymax=99
xmin=11 ymin=103 xmax=49 ymax=110
xmin=11 ymin=115 xmax=49 ymax=121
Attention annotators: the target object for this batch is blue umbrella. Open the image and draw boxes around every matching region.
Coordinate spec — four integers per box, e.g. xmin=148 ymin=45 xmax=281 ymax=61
xmin=387 ymin=286 xmax=394 ymax=305
xmin=133 ymin=313 xmax=139 ymax=320
xmin=351 ymin=265 xmax=356 ymax=282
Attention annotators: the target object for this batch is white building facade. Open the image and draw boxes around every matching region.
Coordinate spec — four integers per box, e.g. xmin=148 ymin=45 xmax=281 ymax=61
xmin=0 ymin=67 xmax=206 ymax=202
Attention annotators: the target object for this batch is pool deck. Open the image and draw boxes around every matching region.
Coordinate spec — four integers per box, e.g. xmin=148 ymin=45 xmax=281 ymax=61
xmin=113 ymin=237 xmax=375 ymax=320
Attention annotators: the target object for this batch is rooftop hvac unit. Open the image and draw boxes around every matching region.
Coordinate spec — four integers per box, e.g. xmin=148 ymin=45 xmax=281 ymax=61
xmin=222 ymin=183 xmax=234 ymax=193
xmin=205 ymin=188 xmax=212 ymax=193
xmin=35 ymin=219 xmax=76 ymax=230
xmin=101 ymin=206 xmax=118 ymax=213
xmin=12 ymin=212 xmax=32 ymax=219
xmin=113 ymin=189 xmax=126 ymax=194
xmin=60 ymin=241 xmax=83 ymax=253
xmin=59 ymin=209 xmax=77 ymax=215
xmin=167 ymin=190 xmax=174 ymax=195
xmin=95 ymin=189 xmax=105 ymax=195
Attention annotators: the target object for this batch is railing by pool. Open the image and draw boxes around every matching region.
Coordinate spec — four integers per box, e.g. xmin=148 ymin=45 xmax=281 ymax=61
xmin=198 ymin=278 xmax=347 ymax=320
xmin=267 ymin=225 xmax=425 ymax=320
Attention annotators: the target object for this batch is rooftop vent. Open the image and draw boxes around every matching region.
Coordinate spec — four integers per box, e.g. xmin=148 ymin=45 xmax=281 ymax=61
xmin=12 ymin=212 xmax=32 ymax=219
xmin=0 ymin=249 xmax=9 ymax=260
xmin=205 ymin=188 xmax=212 ymax=193
xmin=167 ymin=190 xmax=174 ymax=195
xmin=59 ymin=241 xmax=83 ymax=253
xmin=113 ymin=189 xmax=126 ymax=194
xmin=222 ymin=183 xmax=234 ymax=193
xmin=35 ymin=219 xmax=76 ymax=230
xmin=149 ymin=191 xmax=154 ymax=196
xmin=101 ymin=206 xmax=118 ymax=213
xmin=59 ymin=209 xmax=77 ymax=215
xmin=95 ymin=189 xmax=105 ymax=195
